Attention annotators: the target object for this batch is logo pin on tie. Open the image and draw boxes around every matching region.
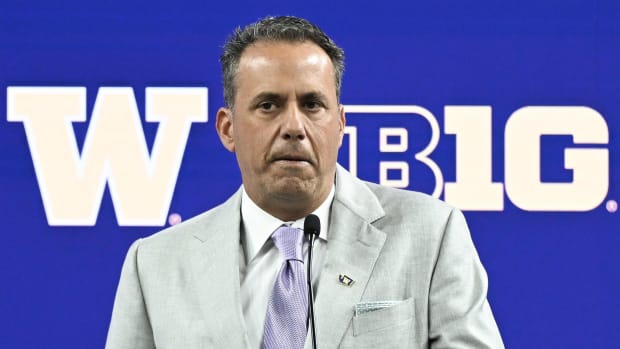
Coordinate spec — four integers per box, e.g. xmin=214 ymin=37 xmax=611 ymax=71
xmin=338 ymin=274 xmax=354 ymax=287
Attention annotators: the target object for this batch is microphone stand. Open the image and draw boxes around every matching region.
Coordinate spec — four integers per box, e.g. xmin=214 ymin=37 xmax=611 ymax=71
xmin=307 ymin=232 xmax=317 ymax=349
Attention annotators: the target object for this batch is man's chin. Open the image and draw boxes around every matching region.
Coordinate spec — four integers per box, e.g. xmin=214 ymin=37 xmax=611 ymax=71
xmin=268 ymin=177 xmax=318 ymax=200
xmin=274 ymin=179 xmax=313 ymax=195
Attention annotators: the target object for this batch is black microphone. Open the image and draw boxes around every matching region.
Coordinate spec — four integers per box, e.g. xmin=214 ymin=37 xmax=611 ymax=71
xmin=304 ymin=214 xmax=320 ymax=349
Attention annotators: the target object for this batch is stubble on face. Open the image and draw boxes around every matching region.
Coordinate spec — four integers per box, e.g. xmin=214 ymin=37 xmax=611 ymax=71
xmin=223 ymin=41 xmax=345 ymax=221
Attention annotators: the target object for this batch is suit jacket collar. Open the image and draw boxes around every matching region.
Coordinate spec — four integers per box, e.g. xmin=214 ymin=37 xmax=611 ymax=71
xmin=333 ymin=164 xmax=385 ymax=223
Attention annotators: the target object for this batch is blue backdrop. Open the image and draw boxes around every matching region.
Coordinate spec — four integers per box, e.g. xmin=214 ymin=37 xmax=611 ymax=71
xmin=1 ymin=0 xmax=618 ymax=347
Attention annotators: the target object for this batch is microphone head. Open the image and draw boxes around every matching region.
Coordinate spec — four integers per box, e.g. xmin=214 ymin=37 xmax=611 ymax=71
xmin=304 ymin=214 xmax=321 ymax=237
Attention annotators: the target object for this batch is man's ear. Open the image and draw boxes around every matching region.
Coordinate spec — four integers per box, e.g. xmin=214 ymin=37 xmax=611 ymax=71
xmin=337 ymin=104 xmax=346 ymax=146
xmin=216 ymin=107 xmax=235 ymax=152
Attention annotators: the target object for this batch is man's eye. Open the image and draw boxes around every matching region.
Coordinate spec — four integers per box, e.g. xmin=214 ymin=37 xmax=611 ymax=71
xmin=304 ymin=101 xmax=322 ymax=110
xmin=258 ymin=102 xmax=276 ymax=111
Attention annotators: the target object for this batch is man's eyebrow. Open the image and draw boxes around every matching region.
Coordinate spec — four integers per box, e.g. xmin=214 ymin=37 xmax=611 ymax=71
xmin=300 ymin=91 xmax=329 ymax=102
xmin=248 ymin=91 xmax=330 ymax=106
xmin=249 ymin=92 xmax=283 ymax=105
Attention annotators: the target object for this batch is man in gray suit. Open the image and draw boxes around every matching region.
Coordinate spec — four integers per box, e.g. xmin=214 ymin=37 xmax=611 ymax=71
xmin=106 ymin=16 xmax=504 ymax=348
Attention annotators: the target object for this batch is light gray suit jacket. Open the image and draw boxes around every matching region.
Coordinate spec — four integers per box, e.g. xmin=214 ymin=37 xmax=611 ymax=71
xmin=106 ymin=166 xmax=504 ymax=348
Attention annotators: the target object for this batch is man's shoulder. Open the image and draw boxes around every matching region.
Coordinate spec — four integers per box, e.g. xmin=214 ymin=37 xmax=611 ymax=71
xmin=363 ymin=180 xmax=454 ymax=216
xmin=135 ymin=189 xmax=242 ymax=252
xmin=357 ymin=180 xmax=461 ymax=238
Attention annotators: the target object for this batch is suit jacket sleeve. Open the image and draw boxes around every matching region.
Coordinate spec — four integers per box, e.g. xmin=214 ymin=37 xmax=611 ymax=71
xmin=428 ymin=208 xmax=504 ymax=348
xmin=105 ymin=239 xmax=156 ymax=349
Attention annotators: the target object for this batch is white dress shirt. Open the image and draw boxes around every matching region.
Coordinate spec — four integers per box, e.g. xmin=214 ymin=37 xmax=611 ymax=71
xmin=239 ymin=186 xmax=334 ymax=349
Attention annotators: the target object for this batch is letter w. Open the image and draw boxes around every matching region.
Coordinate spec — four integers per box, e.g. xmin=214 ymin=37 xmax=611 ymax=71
xmin=7 ymin=87 xmax=207 ymax=226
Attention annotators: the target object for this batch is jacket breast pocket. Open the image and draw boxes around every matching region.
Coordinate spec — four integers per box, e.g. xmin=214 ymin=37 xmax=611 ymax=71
xmin=352 ymin=297 xmax=415 ymax=336
xmin=339 ymin=297 xmax=415 ymax=348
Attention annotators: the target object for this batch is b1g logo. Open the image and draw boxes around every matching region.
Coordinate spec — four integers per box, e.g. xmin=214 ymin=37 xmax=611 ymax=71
xmin=6 ymin=87 xmax=611 ymax=226
xmin=343 ymin=105 xmax=609 ymax=212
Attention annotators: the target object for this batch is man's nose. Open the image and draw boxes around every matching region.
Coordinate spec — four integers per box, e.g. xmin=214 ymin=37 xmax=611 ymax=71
xmin=281 ymin=104 xmax=306 ymax=140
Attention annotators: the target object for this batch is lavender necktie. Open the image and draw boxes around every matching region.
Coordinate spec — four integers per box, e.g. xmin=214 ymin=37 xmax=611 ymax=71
xmin=263 ymin=225 xmax=308 ymax=349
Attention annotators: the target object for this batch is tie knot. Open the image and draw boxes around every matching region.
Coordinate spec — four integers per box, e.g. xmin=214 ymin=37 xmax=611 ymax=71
xmin=271 ymin=225 xmax=304 ymax=262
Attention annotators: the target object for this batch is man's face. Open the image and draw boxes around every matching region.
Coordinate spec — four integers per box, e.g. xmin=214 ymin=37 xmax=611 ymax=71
xmin=216 ymin=41 xmax=345 ymax=221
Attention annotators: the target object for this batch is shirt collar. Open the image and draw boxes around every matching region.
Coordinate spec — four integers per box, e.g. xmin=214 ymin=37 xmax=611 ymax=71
xmin=240 ymin=185 xmax=334 ymax=264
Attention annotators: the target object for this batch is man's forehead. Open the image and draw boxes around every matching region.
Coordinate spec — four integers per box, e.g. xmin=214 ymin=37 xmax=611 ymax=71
xmin=233 ymin=40 xmax=338 ymax=102
xmin=238 ymin=40 xmax=331 ymax=69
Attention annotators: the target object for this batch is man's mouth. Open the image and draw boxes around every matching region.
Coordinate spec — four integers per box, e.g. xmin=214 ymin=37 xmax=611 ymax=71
xmin=271 ymin=154 xmax=312 ymax=164
xmin=277 ymin=156 xmax=306 ymax=161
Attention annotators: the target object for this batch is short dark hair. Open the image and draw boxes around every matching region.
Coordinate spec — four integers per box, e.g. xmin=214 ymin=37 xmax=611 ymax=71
xmin=220 ymin=16 xmax=345 ymax=108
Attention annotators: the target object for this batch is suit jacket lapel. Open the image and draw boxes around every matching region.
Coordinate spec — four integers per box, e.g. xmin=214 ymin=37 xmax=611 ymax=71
xmin=309 ymin=166 xmax=387 ymax=348
xmin=189 ymin=188 xmax=250 ymax=348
